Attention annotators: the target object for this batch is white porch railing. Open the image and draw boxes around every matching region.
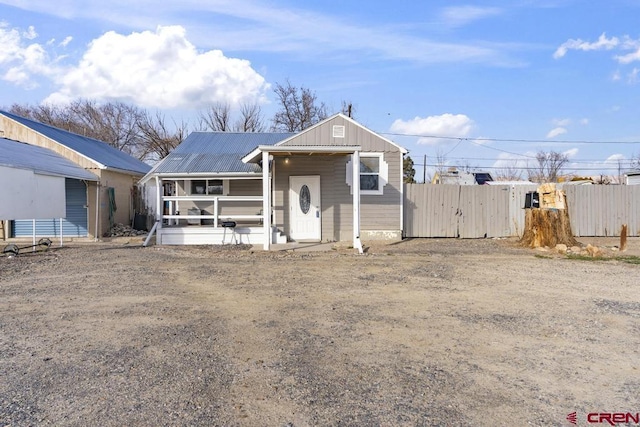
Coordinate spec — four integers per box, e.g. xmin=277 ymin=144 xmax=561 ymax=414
xmin=161 ymin=195 xmax=263 ymax=227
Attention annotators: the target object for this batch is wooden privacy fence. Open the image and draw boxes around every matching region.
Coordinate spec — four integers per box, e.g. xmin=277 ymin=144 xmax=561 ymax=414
xmin=403 ymin=184 xmax=640 ymax=238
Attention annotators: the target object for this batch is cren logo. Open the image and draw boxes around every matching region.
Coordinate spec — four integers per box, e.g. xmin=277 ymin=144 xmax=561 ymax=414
xmin=567 ymin=412 xmax=577 ymax=425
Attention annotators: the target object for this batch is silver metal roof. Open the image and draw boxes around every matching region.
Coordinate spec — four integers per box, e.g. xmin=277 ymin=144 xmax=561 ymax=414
xmin=152 ymin=132 xmax=295 ymax=174
xmin=0 ymin=138 xmax=99 ymax=181
xmin=0 ymin=110 xmax=151 ymax=175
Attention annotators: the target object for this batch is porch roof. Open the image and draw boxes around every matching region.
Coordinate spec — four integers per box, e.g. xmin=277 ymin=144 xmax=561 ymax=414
xmin=149 ymin=132 xmax=294 ymax=176
xmin=241 ymin=145 xmax=362 ymax=164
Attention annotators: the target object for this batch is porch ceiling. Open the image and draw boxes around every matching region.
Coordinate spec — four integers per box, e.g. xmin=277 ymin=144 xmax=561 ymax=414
xmin=242 ymin=145 xmax=361 ymax=164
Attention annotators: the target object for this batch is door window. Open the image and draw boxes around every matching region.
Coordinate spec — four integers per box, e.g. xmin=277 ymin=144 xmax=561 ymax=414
xmin=300 ymin=185 xmax=311 ymax=214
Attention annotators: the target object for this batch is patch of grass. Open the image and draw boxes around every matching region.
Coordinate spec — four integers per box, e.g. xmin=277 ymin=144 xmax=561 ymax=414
xmin=566 ymin=254 xmax=611 ymax=262
xmin=534 ymin=254 xmax=553 ymax=259
xmin=565 ymin=254 xmax=640 ymax=265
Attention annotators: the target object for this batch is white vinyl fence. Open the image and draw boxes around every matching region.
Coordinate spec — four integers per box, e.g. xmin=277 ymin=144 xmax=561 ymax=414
xmin=404 ymin=184 xmax=640 ymax=238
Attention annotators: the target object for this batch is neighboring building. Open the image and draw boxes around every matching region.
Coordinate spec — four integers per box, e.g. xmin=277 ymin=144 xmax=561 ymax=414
xmin=140 ymin=113 xmax=407 ymax=251
xmin=0 ymin=111 xmax=151 ymax=239
xmin=0 ymin=138 xmax=99 ymax=240
xmin=625 ymin=171 xmax=640 ymax=185
xmin=432 ymin=168 xmax=494 ymax=185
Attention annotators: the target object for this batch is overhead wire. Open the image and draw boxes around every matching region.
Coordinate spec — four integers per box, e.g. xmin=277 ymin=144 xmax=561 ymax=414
xmin=379 ymin=132 xmax=640 ymax=145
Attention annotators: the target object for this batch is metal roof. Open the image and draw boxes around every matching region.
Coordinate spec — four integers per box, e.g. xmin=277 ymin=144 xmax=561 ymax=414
xmin=152 ymin=132 xmax=294 ymax=174
xmin=0 ymin=110 xmax=151 ymax=175
xmin=0 ymin=138 xmax=99 ymax=181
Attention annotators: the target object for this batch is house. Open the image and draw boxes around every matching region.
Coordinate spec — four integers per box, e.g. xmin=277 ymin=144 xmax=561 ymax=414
xmin=140 ymin=113 xmax=407 ymax=251
xmin=432 ymin=168 xmax=494 ymax=185
xmin=0 ymin=111 xmax=151 ymax=239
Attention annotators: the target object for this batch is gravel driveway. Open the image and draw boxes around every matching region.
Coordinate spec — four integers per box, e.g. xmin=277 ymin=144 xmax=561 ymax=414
xmin=1 ymin=237 xmax=639 ymax=426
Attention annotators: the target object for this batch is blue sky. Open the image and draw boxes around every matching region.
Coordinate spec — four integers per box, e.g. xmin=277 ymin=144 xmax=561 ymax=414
xmin=1 ymin=0 xmax=640 ymax=180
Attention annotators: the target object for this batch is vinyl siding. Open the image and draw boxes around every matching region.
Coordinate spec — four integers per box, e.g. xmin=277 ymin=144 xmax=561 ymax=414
xmin=274 ymin=151 xmax=402 ymax=242
xmin=279 ymin=116 xmax=402 ymax=152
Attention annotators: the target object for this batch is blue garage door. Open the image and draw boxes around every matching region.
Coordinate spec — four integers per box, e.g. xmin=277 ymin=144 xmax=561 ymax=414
xmin=12 ymin=179 xmax=88 ymax=237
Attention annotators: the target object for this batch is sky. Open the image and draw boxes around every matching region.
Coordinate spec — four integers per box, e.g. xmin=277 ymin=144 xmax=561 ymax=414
xmin=1 ymin=0 xmax=640 ymax=180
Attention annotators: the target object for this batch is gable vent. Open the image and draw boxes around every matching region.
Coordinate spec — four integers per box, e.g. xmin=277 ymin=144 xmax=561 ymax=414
xmin=333 ymin=125 xmax=345 ymax=138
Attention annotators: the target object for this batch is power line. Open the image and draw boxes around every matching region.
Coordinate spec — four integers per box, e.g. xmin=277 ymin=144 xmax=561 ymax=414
xmin=417 ymin=155 xmax=637 ymax=164
xmin=379 ymin=132 xmax=640 ymax=145
xmin=415 ymin=163 xmax=630 ymax=172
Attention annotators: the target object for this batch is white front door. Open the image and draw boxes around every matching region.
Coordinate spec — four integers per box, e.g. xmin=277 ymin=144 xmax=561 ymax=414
xmin=289 ymin=175 xmax=321 ymax=241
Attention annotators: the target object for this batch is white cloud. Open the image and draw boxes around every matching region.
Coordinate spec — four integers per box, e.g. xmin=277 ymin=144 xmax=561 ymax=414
xmin=0 ymin=1 xmax=516 ymax=67
xmin=616 ymin=50 xmax=640 ymax=64
xmin=59 ymin=36 xmax=73 ymax=47
xmin=563 ymin=147 xmax=579 ymax=158
xmin=44 ymin=25 xmax=269 ymax=109
xmin=390 ymin=113 xmax=474 ymax=145
xmin=439 ymin=6 xmax=503 ymax=28
xmin=552 ymin=118 xmax=571 ymax=127
xmin=580 ymin=118 xmax=589 ymax=125
xmin=23 ymin=25 xmax=37 ymax=40
xmin=553 ymin=33 xmax=619 ymax=59
xmin=0 ymin=22 xmax=59 ymax=88
xmin=546 ymin=127 xmax=567 ymax=138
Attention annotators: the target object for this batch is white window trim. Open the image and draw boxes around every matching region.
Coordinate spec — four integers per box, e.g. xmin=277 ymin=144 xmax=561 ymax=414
xmin=345 ymin=153 xmax=388 ymax=195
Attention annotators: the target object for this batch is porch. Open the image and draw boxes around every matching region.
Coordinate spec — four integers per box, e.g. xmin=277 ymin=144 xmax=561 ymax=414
xmin=155 ymin=193 xmax=287 ymax=245
xmin=158 ymin=224 xmax=286 ymax=245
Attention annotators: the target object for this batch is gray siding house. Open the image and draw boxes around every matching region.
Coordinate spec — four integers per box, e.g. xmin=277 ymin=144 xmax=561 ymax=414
xmin=141 ymin=114 xmax=407 ymax=251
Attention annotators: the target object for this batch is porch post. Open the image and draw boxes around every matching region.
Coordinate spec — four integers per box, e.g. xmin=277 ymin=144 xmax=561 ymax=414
xmin=352 ymin=151 xmax=363 ymax=254
xmin=155 ymin=176 xmax=163 ymax=231
xmin=262 ymin=151 xmax=271 ymax=250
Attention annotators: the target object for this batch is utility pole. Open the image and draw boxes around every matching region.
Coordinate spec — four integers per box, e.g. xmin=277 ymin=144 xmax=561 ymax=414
xmin=423 ymin=154 xmax=427 ymax=183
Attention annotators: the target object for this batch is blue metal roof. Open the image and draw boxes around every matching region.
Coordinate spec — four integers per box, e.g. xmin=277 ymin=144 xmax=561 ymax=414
xmin=152 ymin=132 xmax=295 ymax=174
xmin=0 ymin=111 xmax=151 ymax=175
xmin=0 ymin=138 xmax=99 ymax=181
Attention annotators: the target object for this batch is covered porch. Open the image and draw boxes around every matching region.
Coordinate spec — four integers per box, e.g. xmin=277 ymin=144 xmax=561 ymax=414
xmin=149 ymin=145 xmax=364 ymax=252
xmin=242 ymin=145 xmax=363 ymax=252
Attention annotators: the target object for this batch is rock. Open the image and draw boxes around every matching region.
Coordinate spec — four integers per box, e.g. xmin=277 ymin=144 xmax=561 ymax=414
xmin=103 ymin=223 xmax=148 ymax=238
xmin=570 ymin=246 xmax=582 ymax=253
xmin=555 ymin=244 xmax=568 ymax=254
xmin=536 ymin=246 xmax=549 ymax=252
xmin=586 ymin=244 xmax=603 ymax=258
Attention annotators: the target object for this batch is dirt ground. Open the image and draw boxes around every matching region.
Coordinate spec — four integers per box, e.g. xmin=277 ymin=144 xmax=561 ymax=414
xmin=1 ymin=236 xmax=640 ymax=426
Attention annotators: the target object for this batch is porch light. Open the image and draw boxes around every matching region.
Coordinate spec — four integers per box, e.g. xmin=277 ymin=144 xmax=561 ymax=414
xmin=284 ymin=157 xmax=290 ymax=164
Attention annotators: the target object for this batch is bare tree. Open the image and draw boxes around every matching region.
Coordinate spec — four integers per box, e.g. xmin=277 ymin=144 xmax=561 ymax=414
xmin=434 ymin=148 xmax=448 ymax=179
xmin=198 ymin=102 xmax=232 ymax=131
xmin=631 ymin=152 xmax=640 ymax=170
xmin=233 ymin=103 xmax=265 ymax=132
xmin=495 ymin=162 xmax=525 ymax=181
xmin=137 ymin=112 xmax=187 ymax=162
xmin=528 ymin=150 xmax=569 ymax=183
xmin=271 ymin=79 xmax=327 ymax=132
xmin=456 ymin=160 xmax=476 ymax=173
xmin=9 ymin=100 xmax=145 ymax=157
xmin=69 ymin=100 xmax=144 ymax=155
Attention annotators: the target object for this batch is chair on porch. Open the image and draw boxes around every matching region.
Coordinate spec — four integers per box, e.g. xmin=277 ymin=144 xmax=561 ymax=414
xmin=221 ymin=220 xmax=237 ymax=244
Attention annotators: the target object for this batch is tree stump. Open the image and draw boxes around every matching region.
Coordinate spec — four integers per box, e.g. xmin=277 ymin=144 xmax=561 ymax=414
xmin=520 ymin=208 xmax=578 ymax=248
